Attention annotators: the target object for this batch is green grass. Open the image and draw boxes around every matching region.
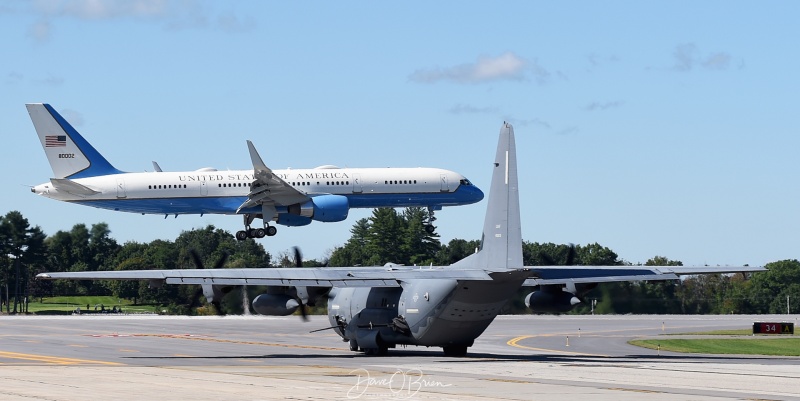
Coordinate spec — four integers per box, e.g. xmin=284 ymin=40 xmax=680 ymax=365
xmin=668 ymin=329 xmax=754 ymax=336
xmin=631 ymin=338 xmax=800 ymax=356
xmin=23 ymin=296 xmax=160 ymax=315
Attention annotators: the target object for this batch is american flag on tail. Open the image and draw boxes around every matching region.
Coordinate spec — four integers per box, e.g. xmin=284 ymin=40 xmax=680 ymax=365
xmin=45 ymin=135 xmax=66 ymax=147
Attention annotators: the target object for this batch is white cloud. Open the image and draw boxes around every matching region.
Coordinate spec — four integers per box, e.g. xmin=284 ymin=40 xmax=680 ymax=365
xmin=27 ymin=20 xmax=51 ymax=42
xmin=37 ymin=75 xmax=65 ymax=86
xmin=672 ymin=43 xmax=698 ymax=71
xmin=6 ymin=72 xmax=24 ymax=84
xmin=25 ymin=0 xmax=255 ymax=36
xmin=60 ymin=109 xmax=85 ymax=126
xmin=448 ymin=104 xmax=498 ymax=115
xmin=557 ymin=126 xmax=579 ymax=136
xmin=503 ymin=117 xmax=552 ymax=130
xmin=672 ymin=43 xmax=733 ymax=72
xmin=703 ymin=52 xmax=732 ymax=70
xmin=585 ymin=100 xmax=624 ymax=112
xmin=216 ymin=13 xmax=256 ymax=33
xmin=409 ymin=52 xmax=548 ymax=84
xmin=33 ymin=0 xmax=168 ymax=19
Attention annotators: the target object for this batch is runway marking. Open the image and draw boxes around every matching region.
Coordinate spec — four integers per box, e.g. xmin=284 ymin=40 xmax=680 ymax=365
xmin=506 ymin=335 xmax=609 ymax=357
xmin=0 ymin=351 xmax=123 ymax=366
xmin=124 ymin=333 xmax=347 ymax=352
xmin=485 ymin=378 xmax=533 ymax=384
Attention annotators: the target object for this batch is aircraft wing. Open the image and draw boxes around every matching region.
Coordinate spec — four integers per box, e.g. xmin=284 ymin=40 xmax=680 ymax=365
xmin=36 ymin=266 xmax=502 ymax=288
xmin=237 ymin=140 xmax=310 ymax=212
xmin=523 ymin=265 xmax=766 ymax=286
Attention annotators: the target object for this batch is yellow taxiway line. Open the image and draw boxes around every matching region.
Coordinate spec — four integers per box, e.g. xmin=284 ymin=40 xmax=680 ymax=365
xmin=506 ymin=335 xmax=609 ymax=357
xmin=0 ymin=350 xmax=123 ymax=366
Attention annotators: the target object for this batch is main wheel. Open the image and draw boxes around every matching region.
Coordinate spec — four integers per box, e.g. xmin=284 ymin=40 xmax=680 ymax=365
xmin=266 ymin=226 xmax=278 ymax=236
xmin=442 ymin=345 xmax=468 ymax=357
xmin=235 ymin=231 xmax=248 ymax=241
xmin=363 ymin=346 xmax=388 ymax=356
xmin=255 ymin=228 xmax=266 ymax=238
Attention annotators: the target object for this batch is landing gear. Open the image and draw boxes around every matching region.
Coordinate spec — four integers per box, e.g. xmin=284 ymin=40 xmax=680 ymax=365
xmin=442 ymin=345 xmax=468 ymax=357
xmin=363 ymin=345 xmax=389 ymax=356
xmin=236 ymin=214 xmax=277 ymax=241
xmin=425 ymin=206 xmax=437 ymax=234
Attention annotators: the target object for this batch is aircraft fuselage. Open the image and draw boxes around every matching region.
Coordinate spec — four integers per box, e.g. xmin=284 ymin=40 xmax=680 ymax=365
xmin=32 ymin=166 xmax=482 ymax=218
xmin=327 ymin=273 xmax=528 ymax=355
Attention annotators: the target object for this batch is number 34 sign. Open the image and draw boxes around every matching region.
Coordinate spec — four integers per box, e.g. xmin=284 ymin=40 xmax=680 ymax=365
xmin=753 ymin=322 xmax=795 ymax=335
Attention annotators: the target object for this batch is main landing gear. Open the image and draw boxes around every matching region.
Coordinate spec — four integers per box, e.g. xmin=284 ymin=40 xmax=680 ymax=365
xmin=424 ymin=206 xmax=437 ymax=234
xmin=236 ymin=214 xmax=277 ymax=241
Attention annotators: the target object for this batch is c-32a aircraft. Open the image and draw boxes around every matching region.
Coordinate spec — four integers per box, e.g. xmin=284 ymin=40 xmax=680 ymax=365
xmin=37 ymin=122 xmax=764 ymax=357
xmin=26 ymin=103 xmax=483 ymax=240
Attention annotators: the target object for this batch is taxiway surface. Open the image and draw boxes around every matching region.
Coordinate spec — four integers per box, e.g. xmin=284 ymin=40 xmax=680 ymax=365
xmin=1 ymin=314 xmax=798 ymax=400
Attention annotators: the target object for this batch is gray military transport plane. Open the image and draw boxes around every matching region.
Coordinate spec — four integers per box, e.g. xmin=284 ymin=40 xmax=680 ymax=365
xmin=37 ymin=123 xmax=764 ymax=357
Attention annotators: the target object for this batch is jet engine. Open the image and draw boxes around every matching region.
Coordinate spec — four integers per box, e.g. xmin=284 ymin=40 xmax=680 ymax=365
xmin=252 ymin=294 xmax=299 ymax=316
xmin=287 ymin=194 xmax=349 ymax=222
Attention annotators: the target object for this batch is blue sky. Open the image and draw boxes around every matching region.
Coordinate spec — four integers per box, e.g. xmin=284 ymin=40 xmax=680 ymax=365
xmin=2 ymin=1 xmax=797 ymax=266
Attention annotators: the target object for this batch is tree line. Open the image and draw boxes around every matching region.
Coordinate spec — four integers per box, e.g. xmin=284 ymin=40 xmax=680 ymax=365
xmin=2 ymin=208 xmax=797 ymax=315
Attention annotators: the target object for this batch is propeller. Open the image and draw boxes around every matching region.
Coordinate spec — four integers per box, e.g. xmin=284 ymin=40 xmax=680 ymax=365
xmin=539 ymin=243 xmax=577 ymax=266
xmin=187 ymin=249 xmax=229 ymax=315
xmin=293 ymin=247 xmax=309 ymax=322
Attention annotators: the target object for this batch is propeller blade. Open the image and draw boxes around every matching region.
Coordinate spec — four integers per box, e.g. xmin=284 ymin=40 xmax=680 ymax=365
xmin=189 ymin=249 xmax=205 ymax=269
xmin=189 ymin=287 xmax=204 ymax=309
xmin=291 ymin=247 xmax=310 ymax=321
xmin=298 ymin=302 xmax=309 ymax=322
xmin=212 ymin=300 xmax=225 ymax=316
xmin=212 ymin=252 xmax=229 ymax=270
xmin=565 ymin=243 xmax=577 ymax=266
xmin=293 ymin=246 xmax=303 ymax=268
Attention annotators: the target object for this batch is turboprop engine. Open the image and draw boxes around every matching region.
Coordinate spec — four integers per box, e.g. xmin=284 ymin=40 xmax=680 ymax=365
xmin=525 ymin=289 xmax=581 ymax=314
xmin=252 ymin=294 xmax=299 ymax=316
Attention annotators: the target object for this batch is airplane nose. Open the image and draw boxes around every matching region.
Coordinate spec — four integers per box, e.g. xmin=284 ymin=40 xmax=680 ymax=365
xmin=461 ymin=185 xmax=484 ymax=203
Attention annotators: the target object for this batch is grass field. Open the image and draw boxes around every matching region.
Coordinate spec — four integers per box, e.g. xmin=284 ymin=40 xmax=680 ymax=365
xmin=631 ymin=327 xmax=800 ymax=356
xmin=20 ymin=296 xmax=161 ymax=315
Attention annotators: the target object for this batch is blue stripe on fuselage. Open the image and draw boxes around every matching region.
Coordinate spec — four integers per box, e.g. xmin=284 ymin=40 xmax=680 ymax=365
xmin=68 ymin=184 xmax=484 ymax=217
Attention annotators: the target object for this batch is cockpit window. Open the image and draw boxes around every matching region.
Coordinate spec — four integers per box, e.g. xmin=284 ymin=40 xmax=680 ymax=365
xmin=460 ymin=179 xmax=472 ymax=186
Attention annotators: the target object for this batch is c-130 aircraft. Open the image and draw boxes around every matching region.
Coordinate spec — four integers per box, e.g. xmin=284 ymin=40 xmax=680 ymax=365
xmin=37 ymin=123 xmax=764 ymax=357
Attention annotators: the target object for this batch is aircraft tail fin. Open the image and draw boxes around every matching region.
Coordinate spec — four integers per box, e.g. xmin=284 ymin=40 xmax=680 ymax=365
xmin=26 ymin=103 xmax=123 ymax=179
xmin=452 ymin=123 xmax=522 ymax=270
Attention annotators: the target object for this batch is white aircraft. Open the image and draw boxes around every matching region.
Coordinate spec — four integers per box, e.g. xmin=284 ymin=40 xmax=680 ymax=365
xmin=26 ymin=104 xmax=484 ymax=240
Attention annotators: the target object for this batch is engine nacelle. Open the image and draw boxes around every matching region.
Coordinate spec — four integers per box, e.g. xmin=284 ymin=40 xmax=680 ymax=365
xmin=252 ymin=294 xmax=299 ymax=316
xmin=287 ymin=194 xmax=349 ymax=222
xmin=276 ymin=214 xmax=312 ymax=226
xmin=525 ymin=290 xmax=581 ymax=314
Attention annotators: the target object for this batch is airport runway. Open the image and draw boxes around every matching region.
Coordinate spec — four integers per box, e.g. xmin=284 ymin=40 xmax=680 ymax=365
xmin=1 ymin=314 xmax=799 ymax=400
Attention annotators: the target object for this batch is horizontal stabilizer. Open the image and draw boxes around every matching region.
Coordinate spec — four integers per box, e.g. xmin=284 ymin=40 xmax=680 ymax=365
xmin=50 ymin=178 xmax=100 ymax=196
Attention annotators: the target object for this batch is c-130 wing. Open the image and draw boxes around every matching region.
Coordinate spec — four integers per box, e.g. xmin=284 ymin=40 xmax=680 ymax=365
xmin=37 ymin=266 xmax=507 ymax=287
xmin=523 ymin=265 xmax=765 ymax=286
